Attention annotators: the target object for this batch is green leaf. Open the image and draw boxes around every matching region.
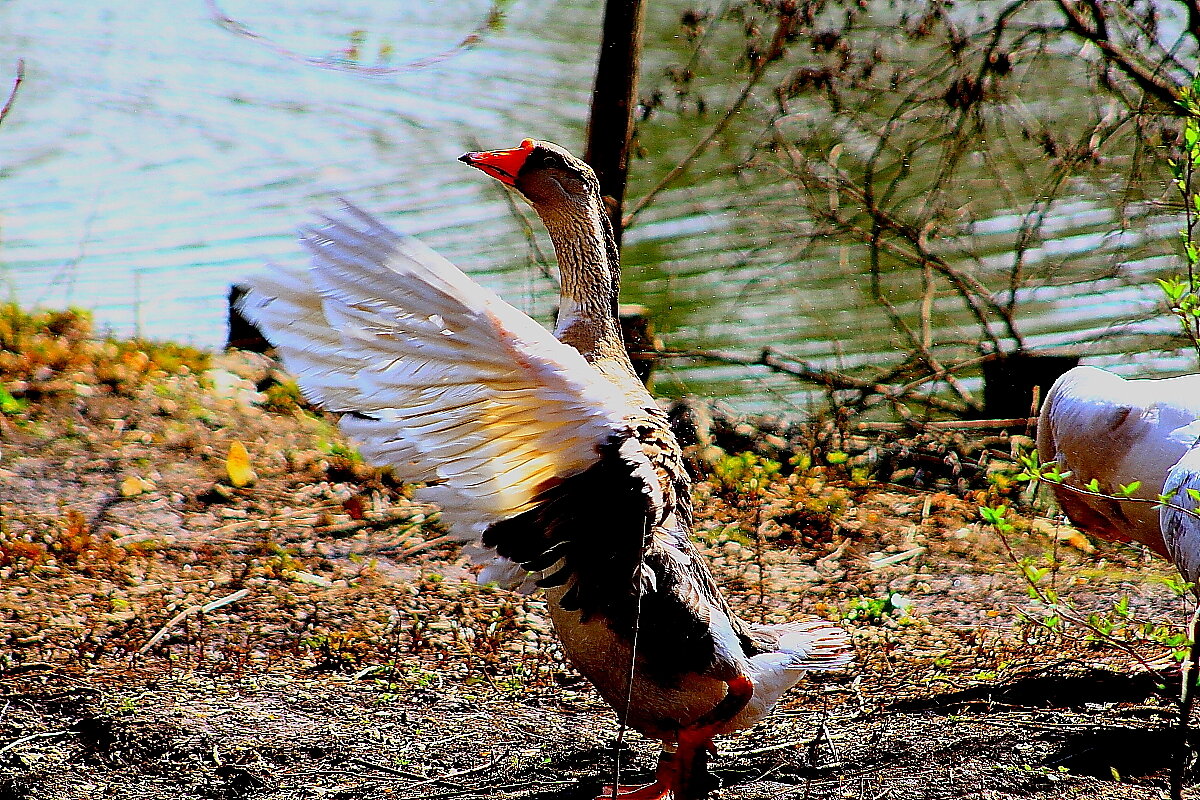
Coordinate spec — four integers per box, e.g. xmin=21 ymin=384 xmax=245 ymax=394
xmin=1160 ymin=277 xmax=1186 ymax=301
xmin=1118 ymin=481 xmax=1141 ymax=497
xmin=0 ymin=384 xmax=24 ymax=414
xmin=1025 ymin=565 xmax=1050 ymax=583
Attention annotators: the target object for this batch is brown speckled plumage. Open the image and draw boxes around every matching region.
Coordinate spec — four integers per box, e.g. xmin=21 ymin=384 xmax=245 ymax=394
xmin=240 ymin=139 xmax=851 ymax=800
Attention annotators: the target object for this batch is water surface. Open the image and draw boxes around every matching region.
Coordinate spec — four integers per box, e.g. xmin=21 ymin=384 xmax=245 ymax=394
xmin=0 ymin=0 xmax=1190 ymax=413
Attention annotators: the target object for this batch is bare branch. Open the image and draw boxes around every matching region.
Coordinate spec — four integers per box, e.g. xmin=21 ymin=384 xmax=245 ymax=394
xmin=773 ymin=131 xmax=1020 ymax=352
xmin=622 ymin=64 xmax=767 ymax=229
xmin=622 ymin=5 xmax=805 ymax=228
xmin=1004 ymin=109 xmax=1132 ymax=314
xmin=647 ymin=346 xmax=972 ymax=415
xmin=1053 ymin=0 xmax=1182 ymax=109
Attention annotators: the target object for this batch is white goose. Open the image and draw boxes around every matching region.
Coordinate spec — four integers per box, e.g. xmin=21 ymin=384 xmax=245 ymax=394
xmin=1037 ymin=365 xmax=1200 ymax=583
xmin=237 ymin=139 xmax=851 ymax=799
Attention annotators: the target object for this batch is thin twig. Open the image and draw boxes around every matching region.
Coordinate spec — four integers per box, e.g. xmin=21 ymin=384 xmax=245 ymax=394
xmin=204 ymin=0 xmax=502 ymax=74
xmin=393 ymin=531 xmax=459 ymax=558
xmin=1172 ymin=602 xmax=1200 ymax=800
xmin=346 ymin=757 xmax=462 ymax=786
xmin=772 ymin=126 xmax=1016 ymax=356
xmin=210 ymin=504 xmax=339 ymax=535
xmin=1052 ymin=0 xmax=1182 ymax=110
xmin=613 ymin=515 xmax=652 ymax=796
xmin=753 ymin=495 xmax=766 ymax=622
xmin=86 ymin=488 xmax=132 ymax=539
xmin=853 ymin=418 xmax=1034 ymax=432
xmin=0 ymin=59 xmax=23 ymax=129
xmin=726 ymin=739 xmax=806 ymax=758
xmin=498 ymin=183 xmax=557 ymax=286
xmin=621 ymin=8 xmax=800 ymax=228
xmin=993 ymin=527 xmax=1173 ymax=680
xmin=1045 ymin=478 xmax=1200 ymax=524
xmin=316 ymin=507 xmax=434 ymax=538
xmin=392 ymin=753 xmax=503 ymax=794
xmin=415 ymin=779 xmax=578 ymax=800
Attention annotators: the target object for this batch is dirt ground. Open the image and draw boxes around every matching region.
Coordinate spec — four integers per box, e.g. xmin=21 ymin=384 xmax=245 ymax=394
xmin=1 ymin=314 xmax=1197 ymax=800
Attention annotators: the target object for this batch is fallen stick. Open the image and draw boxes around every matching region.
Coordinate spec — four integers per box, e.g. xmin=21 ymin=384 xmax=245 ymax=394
xmin=345 ymin=757 xmax=454 ymax=785
xmin=315 ymin=507 xmax=435 ymax=538
xmin=392 ymin=753 xmax=503 ymax=794
xmin=0 ymin=59 xmax=23 ymax=128
xmin=0 ymin=729 xmax=72 ymax=756
xmin=139 ymin=588 xmax=251 ymax=654
xmin=393 ymin=532 xmax=459 ymax=557
xmin=854 ymin=418 xmax=1035 ymax=432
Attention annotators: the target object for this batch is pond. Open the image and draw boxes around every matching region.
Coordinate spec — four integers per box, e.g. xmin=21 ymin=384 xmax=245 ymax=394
xmin=0 ymin=0 xmax=1191 ymax=414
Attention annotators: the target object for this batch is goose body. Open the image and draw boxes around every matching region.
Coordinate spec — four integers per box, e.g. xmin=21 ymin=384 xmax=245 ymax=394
xmin=1037 ymin=365 xmax=1200 ymax=583
xmin=238 ymin=140 xmax=850 ymax=799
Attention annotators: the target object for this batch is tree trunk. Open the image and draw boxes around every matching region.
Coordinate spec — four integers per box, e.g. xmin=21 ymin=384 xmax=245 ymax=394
xmin=584 ymin=0 xmax=645 ymax=249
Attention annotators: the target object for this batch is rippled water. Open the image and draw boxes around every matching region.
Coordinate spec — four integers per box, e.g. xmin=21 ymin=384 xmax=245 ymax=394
xmin=0 ymin=0 xmax=1192 ymax=413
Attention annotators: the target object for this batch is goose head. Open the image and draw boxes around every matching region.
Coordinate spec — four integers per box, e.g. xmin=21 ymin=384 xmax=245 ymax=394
xmin=460 ymin=139 xmax=629 ymax=383
xmin=459 ymin=138 xmax=602 ymax=212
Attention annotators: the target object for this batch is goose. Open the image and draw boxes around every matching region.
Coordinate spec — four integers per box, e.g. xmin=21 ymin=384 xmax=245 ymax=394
xmin=237 ymin=139 xmax=851 ymax=800
xmin=1036 ymin=365 xmax=1200 ymax=584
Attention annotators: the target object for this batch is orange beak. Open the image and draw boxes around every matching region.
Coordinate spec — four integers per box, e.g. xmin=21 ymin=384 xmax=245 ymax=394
xmin=459 ymin=139 xmax=536 ymax=186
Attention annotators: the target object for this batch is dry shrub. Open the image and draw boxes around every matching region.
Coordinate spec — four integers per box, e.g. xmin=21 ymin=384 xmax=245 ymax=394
xmin=0 ymin=304 xmax=209 ymax=402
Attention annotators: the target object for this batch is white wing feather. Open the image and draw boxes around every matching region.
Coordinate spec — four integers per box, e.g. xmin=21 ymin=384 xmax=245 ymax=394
xmin=238 ymin=203 xmax=637 ymax=549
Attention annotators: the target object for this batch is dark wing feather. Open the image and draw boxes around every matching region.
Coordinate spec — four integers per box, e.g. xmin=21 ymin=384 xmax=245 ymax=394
xmin=482 ymin=425 xmax=751 ymax=686
xmin=482 ymin=434 xmax=654 ymax=623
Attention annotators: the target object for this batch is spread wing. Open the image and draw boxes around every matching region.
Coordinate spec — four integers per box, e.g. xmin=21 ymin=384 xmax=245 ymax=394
xmin=237 ymin=203 xmax=655 ymax=583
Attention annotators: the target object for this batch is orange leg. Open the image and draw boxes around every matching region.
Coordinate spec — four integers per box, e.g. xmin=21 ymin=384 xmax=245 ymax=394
xmin=595 ymin=675 xmax=754 ymax=800
xmin=595 ymin=750 xmax=680 ymax=799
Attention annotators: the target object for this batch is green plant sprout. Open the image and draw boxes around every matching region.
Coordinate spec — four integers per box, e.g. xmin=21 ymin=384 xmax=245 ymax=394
xmin=844 ymin=592 xmax=916 ymax=625
xmin=975 ymin=446 xmax=1200 ymax=670
xmin=1166 ymin=74 xmax=1200 ymax=363
xmin=711 ymin=451 xmax=782 ymax=499
xmin=1015 ymin=451 xmax=1200 ymax=519
xmin=980 ymin=499 xmax=1194 ymax=669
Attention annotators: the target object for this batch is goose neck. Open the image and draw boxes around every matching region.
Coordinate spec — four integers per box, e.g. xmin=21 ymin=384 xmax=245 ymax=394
xmin=537 ymin=200 xmax=629 ymax=365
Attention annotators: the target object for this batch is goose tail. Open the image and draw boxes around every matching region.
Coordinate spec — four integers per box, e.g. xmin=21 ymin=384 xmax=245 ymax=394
xmin=725 ymin=619 xmax=851 ymax=732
